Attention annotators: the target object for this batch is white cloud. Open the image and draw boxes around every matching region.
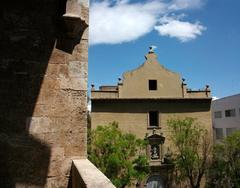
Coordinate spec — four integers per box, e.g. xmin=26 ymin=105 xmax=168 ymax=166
xmin=89 ymin=0 xmax=206 ymax=45
xmin=169 ymin=0 xmax=204 ymax=10
xmin=154 ymin=16 xmax=206 ymax=42
xmin=89 ymin=0 xmax=166 ymax=45
xmin=212 ymin=96 xmax=219 ymax=101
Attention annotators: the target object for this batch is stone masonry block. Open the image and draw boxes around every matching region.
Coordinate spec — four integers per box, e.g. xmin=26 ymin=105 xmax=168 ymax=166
xmin=68 ymin=61 xmax=87 ymax=78
xmin=47 ymin=147 xmax=65 ymax=177
xmin=40 ymin=77 xmax=60 ymax=91
xmin=27 ymin=117 xmax=51 ymax=134
xmin=28 ymin=114 xmax=86 ymax=133
xmin=58 ymin=76 xmax=87 ymax=90
xmin=45 ymin=64 xmax=69 ymax=79
xmin=49 ymin=49 xmax=67 ymax=64
xmin=82 ymin=28 xmax=89 ymax=40
xmin=66 ymin=40 xmax=88 ymax=62
xmin=45 ymin=176 xmax=69 ymax=188
xmin=35 ymin=89 xmax=57 ymax=105
xmin=33 ymin=104 xmax=52 ymax=117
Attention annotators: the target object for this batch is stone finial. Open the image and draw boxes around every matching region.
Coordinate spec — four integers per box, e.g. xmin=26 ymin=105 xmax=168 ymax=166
xmin=145 ymin=46 xmax=158 ymax=61
xmin=118 ymin=77 xmax=122 ymax=85
xmin=149 ymin=45 xmax=157 ymax=53
xmin=205 ymin=85 xmax=210 ymax=97
xmin=91 ymin=84 xmax=95 ymax=91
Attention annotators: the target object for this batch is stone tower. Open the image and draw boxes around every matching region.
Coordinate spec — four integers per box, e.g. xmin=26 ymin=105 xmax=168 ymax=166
xmin=0 ymin=0 xmax=89 ymax=187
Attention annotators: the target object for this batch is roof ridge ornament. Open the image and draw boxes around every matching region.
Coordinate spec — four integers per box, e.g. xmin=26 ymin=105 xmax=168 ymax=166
xmin=149 ymin=45 xmax=157 ymax=53
xmin=145 ymin=45 xmax=158 ymax=61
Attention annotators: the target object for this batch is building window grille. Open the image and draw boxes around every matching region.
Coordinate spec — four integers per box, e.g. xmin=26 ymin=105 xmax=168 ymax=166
xmin=225 ymin=109 xmax=236 ymax=117
xmin=150 ymin=145 xmax=160 ymax=160
xmin=215 ymin=128 xmax=223 ymax=139
xmin=214 ymin=111 xmax=222 ymax=118
xmin=149 ymin=80 xmax=157 ymax=90
xmin=149 ymin=111 xmax=159 ymax=127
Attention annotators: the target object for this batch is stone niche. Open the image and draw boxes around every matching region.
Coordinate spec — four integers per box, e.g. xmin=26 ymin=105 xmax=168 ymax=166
xmin=0 ymin=0 xmax=88 ymax=187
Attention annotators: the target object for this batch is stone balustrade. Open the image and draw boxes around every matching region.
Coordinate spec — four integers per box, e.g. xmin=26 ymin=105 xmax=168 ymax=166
xmin=70 ymin=159 xmax=116 ymax=188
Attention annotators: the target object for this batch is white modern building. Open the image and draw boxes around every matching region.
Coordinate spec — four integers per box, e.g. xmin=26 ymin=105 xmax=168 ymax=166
xmin=212 ymin=94 xmax=240 ymax=141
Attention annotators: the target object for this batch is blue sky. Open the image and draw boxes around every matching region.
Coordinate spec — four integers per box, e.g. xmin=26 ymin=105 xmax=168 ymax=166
xmin=89 ymin=0 xmax=240 ymax=99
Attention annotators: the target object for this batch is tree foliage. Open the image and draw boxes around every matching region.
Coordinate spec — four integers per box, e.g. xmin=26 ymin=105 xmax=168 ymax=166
xmin=167 ymin=117 xmax=211 ymax=188
xmin=207 ymin=131 xmax=240 ymax=188
xmin=88 ymin=122 xmax=149 ymax=188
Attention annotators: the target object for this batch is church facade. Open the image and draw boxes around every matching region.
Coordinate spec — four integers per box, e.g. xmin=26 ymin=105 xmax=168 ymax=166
xmin=91 ymin=49 xmax=212 ymax=187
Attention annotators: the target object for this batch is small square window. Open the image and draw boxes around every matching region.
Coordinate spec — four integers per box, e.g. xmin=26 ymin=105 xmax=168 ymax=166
xmin=225 ymin=109 xmax=236 ymax=117
xmin=149 ymin=111 xmax=159 ymax=127
xmin=214 ymin=111 xmax=222 ymax=118
xmin=149 ymin=80 xmax=157 ymax=90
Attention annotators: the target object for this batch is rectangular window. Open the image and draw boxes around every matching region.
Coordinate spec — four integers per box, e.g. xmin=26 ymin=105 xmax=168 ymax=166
xmin=149 ymin=80 xmax=157 ymax=90
xmin=226 ymin=128 xmax=237 ymax=136
xmin=149 ymin=111 xmax=159 ymax=127
xmin=214 ymin=111 xmax=222 ymax=118
xmin=215 ymin=128 xmax=223 ymax=139
xmin=225 ymin=109 xmax=236 ymax=117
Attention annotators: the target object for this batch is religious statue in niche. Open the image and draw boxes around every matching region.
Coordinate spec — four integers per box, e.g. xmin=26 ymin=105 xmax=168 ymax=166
xmin=151 ymin=145 xmax=160 ymax=160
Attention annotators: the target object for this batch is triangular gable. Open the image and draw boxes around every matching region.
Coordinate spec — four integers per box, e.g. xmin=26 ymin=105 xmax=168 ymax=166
xmin=118 ymin=52 xmax=183 ymax=98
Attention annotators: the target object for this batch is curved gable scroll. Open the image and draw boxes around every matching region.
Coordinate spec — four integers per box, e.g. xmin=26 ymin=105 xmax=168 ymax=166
xmin=118 ymin=52 xmax=182 ymax=98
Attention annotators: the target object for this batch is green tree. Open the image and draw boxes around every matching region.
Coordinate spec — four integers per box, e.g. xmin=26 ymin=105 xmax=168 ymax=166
xmin=167 ymin=117 xmax=211 ymax=188
xmin=88 ymin=122 xmax=149 ymax=188
xmin=207 ymin=131 xmax=240 ymax=188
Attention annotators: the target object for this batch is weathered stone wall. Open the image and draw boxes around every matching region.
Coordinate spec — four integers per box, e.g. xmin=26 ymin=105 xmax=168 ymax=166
xmin=0 ymin=0 xmax=88 ymax=187
xmin=91 ymin=99 xmax=212 ymax=155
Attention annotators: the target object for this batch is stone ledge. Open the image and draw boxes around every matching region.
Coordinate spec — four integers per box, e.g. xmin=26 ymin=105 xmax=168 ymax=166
xmin=71 ymin=159 xmax=115 ymax=188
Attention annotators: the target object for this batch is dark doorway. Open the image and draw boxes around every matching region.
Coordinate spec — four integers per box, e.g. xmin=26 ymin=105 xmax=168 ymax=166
xmin=147 ymin=175 xmax=165 ymax=188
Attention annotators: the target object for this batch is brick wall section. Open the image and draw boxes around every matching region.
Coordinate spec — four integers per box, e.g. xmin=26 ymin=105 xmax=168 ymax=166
xmin=0 ymin=0 xmax=88 ymax=187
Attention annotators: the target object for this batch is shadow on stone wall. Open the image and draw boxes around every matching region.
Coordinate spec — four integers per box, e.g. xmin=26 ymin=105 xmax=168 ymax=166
xmin=92 ymin=100 xmax=211 ymax=113
xmin=0 ymin=0 xmax=69 ymax=187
